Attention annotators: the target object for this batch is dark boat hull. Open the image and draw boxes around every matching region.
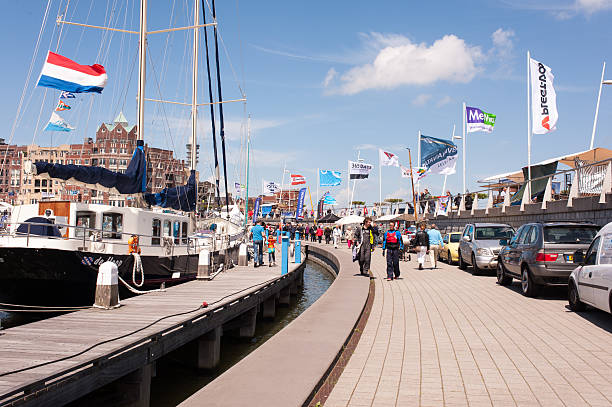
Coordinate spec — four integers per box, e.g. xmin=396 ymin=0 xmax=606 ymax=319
xmin=0 ymin=248 xmax=198 ymax=305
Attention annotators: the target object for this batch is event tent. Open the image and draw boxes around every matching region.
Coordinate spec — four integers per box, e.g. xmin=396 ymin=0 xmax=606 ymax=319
xmin=335 ymin=214 xmax=364 ymax=225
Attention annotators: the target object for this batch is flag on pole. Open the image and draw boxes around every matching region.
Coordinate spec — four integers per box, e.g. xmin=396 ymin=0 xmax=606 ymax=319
xmin=296 ymin=188 xmax=307 ymax=218
xmin=323 ymin=195 xmax=337 ymax=205
xmin=419 ymin=135 xmax=458 ymax=175
xmin=349 ymin=160 xmax=373 ymax=179
xmin=401 ymin=165 xmax=427 ymax=180
xmin=530 ymin=57 xmax=558 ymax=134
xmin=603 ymin=79 xmax=612 ymax=85
xmin=465 ymin=106 xmax=496 ymax=133
xmin=319 ymin=170 xmax=342 ymax=186
xmin=379 ymin=149 xmax=400 ymax=167
xmin=44 ymin=112 xmax=74 ymax=132
xmin=59 ymin=91 xmax=76 ymax=99
xmin=55 ymin=100 xmax=71 ymax=111
xmin=290 ymin=174 xmax=306 ymax=185
xmin=37 ymin=51 xmax=107 ymax=93
xmin=262 ymin=180 xmax=280 ymax=196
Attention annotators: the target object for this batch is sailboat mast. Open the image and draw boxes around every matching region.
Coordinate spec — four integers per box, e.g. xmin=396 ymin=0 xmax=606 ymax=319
xmin=201 ymin=0 xmax=221 ymax=209
xmin=244 ymin=115 xmax=251 ymax=228
xmin=211 ymin=0 xmax=230 ymax=218
xmin=137 ymin=0 xmax=147 ymax=143
xmin=190 ymin=0 xmax=199 ymax=171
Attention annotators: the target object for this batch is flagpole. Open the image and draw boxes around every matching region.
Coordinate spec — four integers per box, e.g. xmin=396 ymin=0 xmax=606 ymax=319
xmin=280 ymin=161 xmax=286 ymax=206
xmin=462 ymin=103 xmax=466 ymax=194
xmin=590 ymin=61 xmax=606 ymax=150
xmin=316 ymin=168 xmax=320 ymax=209
xmin=417 ymin=131 xmax=422 ymax=201
xmin=347 ymin=160 xmax=350 ymax=211
xmin=527 ymin=51 xmax=532 ymax=200
xmin=442 ymin=124 xmax=456 ymax=196
xmin=379 ymin=151 xmax=382 ymax=210
xmin=407 ymin=148 xmax=418 ymax=223
xmin=308 ymin=186 xmax=316 ymax=225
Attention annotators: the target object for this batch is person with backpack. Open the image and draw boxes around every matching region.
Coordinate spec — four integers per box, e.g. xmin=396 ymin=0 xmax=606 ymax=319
xmin=355 ymin=217 xmax=375 ymax=276
xmin=382 ymin=222 xmax=404 ymax=280
xmin=414 ymin=222 xmax=430 ymax=270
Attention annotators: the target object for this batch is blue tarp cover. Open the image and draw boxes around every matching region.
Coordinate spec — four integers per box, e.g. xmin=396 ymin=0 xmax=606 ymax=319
xmin=144 ymin=170 xmax=197 ymax=211
xmin=34 ymin=142 xmax=146 ymax=194
xmin=16 ymin=217 xmax=61 ymax=237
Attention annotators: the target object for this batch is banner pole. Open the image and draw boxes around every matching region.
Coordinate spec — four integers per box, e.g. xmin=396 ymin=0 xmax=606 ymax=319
xmin=590 ymin=61 xmax=606 ymax=150
xmin=417 ymin=131 xmax=421 ymax=200
xmin=407 ymin=148 xmax=418 ymax=224
xmin=527 ymin=51 xmax=532 ymax=200
xmin=462 ymin=103 xmax=466 ymax=194
xmin=347 ymin=161 xmax=351 ymax=211
xmin=308 ymin=186 xmax=315 ymax=225
xmin=379 ymin=151 xmax=382 ymax=209
xmin=316 ymin=168 xmax=319 ymax=211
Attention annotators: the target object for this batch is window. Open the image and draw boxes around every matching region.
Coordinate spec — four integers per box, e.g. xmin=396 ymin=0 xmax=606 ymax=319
xmin=75 ymin=211 xmax=96 ymax=238
xmin=450 ymin=234 xmax=461 ymax=243
xmin=525 ymin=226 xmax=538 ymax=245
xmin=474 ymin=226 xmax=513 ymax=240
xmin=173 ymin=221 xmax=180 ymax=244
xmin=163 ymin=220 xmax=171 ymax=237
xmin=152 ymin=219 xmax=161 ymax=245
xmin=544 ymin=226 xmax=599 ymax=244
xmin=519 ymin=226 xmax=533 ymax=244
xmin=584 ymin=236 xmax=601 ymax=266
xmin=181 ymin=222 xmax=188 ymax=244
xmin=102 ymin=213 xmax=123 ymax=239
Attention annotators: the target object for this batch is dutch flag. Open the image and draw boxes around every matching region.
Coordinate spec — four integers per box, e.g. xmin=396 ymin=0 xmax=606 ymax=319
xmin=37 ymin=51 xmax=107 ymax=93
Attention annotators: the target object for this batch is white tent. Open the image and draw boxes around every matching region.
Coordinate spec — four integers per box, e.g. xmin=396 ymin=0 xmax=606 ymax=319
xmin=376 ymin=214 xmax=400 ymax=222
xmin=335 ymin=214 xmax=364 ymax=225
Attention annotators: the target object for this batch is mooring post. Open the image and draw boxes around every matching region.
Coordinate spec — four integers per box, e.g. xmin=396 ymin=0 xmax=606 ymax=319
xmin=197 ymin=249 xmax=210 ymax=279
xmin=198 ymin=326 xmax=222 ymax=369
xmin=94 ymin=262 xmax=120 ymax=309
xmin=295 ymin=232 xmax=301 ymax=264
xmin=238 ymin=242 xmax=248 ymax=266
xmin=281 ymin=235 xmax=289 ymax=275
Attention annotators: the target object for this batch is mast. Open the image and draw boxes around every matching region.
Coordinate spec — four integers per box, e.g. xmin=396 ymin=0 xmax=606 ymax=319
xmin=190 ymin=0 xmax=200 ymax=217
xmin=408 ymin=148 xmax=418 ymax=224
xmin=201 ymin=0 xmax=221 ymax=209
xmin=211 ymin=0 xmax=230 ymax=218
xmin=244 ymin=115 xmax=251 ymax=228
xmin=137 ymin=0 xmax=147 ymax=142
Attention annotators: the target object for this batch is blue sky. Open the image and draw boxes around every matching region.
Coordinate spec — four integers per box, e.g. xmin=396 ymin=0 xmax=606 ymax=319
xmin=2 ymin=0 xmax=612 ymax=207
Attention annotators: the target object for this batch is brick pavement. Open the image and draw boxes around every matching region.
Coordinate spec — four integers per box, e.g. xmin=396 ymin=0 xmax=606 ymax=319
xmin=325 ymin=248 xmax=612 ymax=407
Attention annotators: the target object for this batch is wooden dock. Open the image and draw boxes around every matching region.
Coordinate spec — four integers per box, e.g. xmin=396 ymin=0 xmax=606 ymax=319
xmin=0 ymin=262 xmax=305 ymax=407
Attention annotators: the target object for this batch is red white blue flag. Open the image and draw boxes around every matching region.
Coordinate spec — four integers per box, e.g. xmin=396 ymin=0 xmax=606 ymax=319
xmin=37 ymin=51 xmax=107 ymax=93
xmin=290 ymin=174 xmax=306 ymax=185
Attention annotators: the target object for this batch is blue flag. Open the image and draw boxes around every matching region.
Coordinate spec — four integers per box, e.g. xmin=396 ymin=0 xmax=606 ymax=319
xmin=319 ymin=170 xmax=342 ymax=186
xmin=296 ymin=188 xmax=307 ymax=219
xmin=60 ymin=91 xmax=76 ymax=99
xmin=252 ymin=197 xmax=261 ymax=224
xmin=419 ymin=134 xmax=458 ymax=175
xmin=323 ymin=195 xmax=337 ymax=205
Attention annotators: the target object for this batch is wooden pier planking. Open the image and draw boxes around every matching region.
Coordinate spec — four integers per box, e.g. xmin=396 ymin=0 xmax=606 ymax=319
xmin=0 ymin=265 xmax=303 ymax=405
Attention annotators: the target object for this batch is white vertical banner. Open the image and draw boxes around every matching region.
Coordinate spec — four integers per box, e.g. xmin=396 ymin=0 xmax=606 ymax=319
xmin=530 ymin=57 xmax=558 ymax=135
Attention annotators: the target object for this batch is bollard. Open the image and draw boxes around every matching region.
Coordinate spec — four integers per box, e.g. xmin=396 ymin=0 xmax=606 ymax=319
xmin=276 ymin=230 xmax=281 ymax=244
xmin=295 ymin=232 xmax=302 ymax=264
xmin=94 ymin=261 xmax=120 ymax=309
xmin=197 ymin=249 xmax=211 ymax=279
xmin=238 ymin=243 xmax=248 ymax=266
xmin=281 ymin=235 xmax=289 ymax=275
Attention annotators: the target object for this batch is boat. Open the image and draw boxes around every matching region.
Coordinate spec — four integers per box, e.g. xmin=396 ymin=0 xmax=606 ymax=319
xmin=0 ymin=0 xmax=247 ymax=305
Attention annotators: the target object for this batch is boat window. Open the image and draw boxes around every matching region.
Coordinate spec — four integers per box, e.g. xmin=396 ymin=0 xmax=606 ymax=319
xmin=163 ymin=220 xmax=171 ymax=237
xmin=173 ymin=221 xmax=180 ymax=244
xmin=75 ymin=211 xmax=96 ymax=238
xmin=182 ymin=222 xmax=188 ymax=244
xmin=152 ymin=219 xmax=161 ymax=246
xmin=102 ymin=213 xmax=123 ymax=239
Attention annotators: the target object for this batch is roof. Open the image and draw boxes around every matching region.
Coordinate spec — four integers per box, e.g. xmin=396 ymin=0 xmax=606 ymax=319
xmin=478 ymin=147 xmax=612 ymax=184
xmin=103 ymin=111 xmax=135 ymax=133
xmin=114 ymin=111 xmax=128 ymax=126
xmin=471 ymin=223 xmax=512 ymax=227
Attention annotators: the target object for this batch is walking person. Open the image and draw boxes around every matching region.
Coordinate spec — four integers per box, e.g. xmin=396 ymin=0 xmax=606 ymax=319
xmin=355 ymin=217 xmax=375 ymax=276
xmin=427 ymin=223 xmax=444 ymax=269
xmin=346 ymin=226 xmax=353 ymax=249
xmin=251 ymin=221 xmax=265 ymax=267
xmin=267 ymin=232 xmax=276 ymax=267
xmin=382 ymin=222 xmax=404 ymax=281
xmin=324 ymin=226 xmax=332 ymax=244
xmin=333 ymin=225 xmax=342 ymax=249
xmin=414 ymin=222 xmax=430 ymax=270
xmin=316 ymin=226 xmax=323 ymax=243
xmin=310 ymin=225 xmax=317 ymax=242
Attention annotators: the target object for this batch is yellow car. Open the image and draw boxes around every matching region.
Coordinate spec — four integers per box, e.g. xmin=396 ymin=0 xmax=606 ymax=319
xmin=439 ymin=232 xmax=462 ymax=265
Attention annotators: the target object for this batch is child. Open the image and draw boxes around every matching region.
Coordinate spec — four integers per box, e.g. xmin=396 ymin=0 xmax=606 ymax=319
xmin=267 ymin=233 xmax=276 ymax=267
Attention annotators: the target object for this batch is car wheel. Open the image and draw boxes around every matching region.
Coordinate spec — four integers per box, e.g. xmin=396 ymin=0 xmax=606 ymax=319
xmin=496 ymin=262 xmax=512 ymax=286
xmin=458 ymin=251 xmax=467 ymax=270
xmin=471 ymin=254 xmax=481 ymax=275
xmin=521 ymin=266 xmax=540 ymax=297
xmin=568 ymin=281 xmax=586 ymax=311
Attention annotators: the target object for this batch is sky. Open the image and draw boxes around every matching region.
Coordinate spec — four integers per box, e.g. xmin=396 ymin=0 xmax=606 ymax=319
xmin=1 ymin=0 xmax=612 ymax=208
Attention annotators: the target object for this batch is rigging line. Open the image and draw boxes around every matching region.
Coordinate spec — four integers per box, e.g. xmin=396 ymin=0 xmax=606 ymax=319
xmin=211 ymin=0 xmax=231 ymax=217
xmin=109 ymin=0 xmax=132 ymax=117
xmin=54 ymin=0 xmax=71 ymax=52
xmin=3 ymin=0 xmax=53 ymax=178
xmin=120 ymin=51 xmax=139 ymax=112
xmin=147 ymin=45 xmax=177 ymax=157
xmin=201 ymin=0 xmax=221 ymax=209
xmin=235 ymin=0 xmax=246 ymax=97
xmin=74 ymin=0 xmax=94 ymax=56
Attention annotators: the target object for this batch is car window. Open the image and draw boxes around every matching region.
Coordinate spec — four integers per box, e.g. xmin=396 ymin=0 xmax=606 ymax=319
xmin=463 ymin=225 xmax=471 ymax=237
xmin=450 ymin=234 xmax=461 ymax=243
xmin=523 ymin=226 xmax=538 ymax=245
xmin=474 ymin=226 xmax=514 ymax=240
xmin=584 ymin=236 xmax=601 ymax=266
xmin=599 ymin=234 xmax=612 ymax=264
xmin=543 ymin=226 xmax=599 ymax=244
xmin=443 ymin=235 xmax=449 ymax=243
xmin=510 ymin=225 xmax=526 ymax=245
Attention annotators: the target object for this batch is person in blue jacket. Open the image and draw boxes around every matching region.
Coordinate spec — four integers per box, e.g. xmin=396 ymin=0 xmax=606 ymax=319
xmin=382 ymin=222 xmax=404 ymax=281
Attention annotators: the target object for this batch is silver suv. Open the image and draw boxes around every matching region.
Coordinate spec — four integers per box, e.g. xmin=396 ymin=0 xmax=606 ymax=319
xmin=497 ymin=221 xmax=599 ymax=297
xmin=458 ymin=223 xmax=514 ymax=275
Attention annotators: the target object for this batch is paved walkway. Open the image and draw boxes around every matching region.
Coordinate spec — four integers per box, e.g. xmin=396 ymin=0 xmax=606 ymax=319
xmin=325 ymin=248 xmax=612 ymax=407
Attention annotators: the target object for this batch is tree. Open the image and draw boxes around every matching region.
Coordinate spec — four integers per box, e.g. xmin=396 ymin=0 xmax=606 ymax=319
xmin=351 ymin=200 xmax=365 ymax=206
xmin=477 ymin=193 xmax=487 ymax=200
xmin=384 ymin=198 xmax=404 ymax=214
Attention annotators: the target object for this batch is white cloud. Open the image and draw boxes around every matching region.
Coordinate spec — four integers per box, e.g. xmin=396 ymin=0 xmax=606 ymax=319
xmin=489 ymin=28 xmax=516 ymax=76
xmin=501 ymin=0 xmax=612 ymax=18
xmin=576 ymin=0 xmax=612 ymax=12
xmin=412 ymin=94 xmax=432 ymax=106
xmin=323 ymin=68 xmax=337 ymax=87
xmin=329 ymin=33 xmax=483 ymax=95
xmin=436 ymin=95 xmax=452 ymax=107
xmin=353 ymin=143 xmax=377 ymax=151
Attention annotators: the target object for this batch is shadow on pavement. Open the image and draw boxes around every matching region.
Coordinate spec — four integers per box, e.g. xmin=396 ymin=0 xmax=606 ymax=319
xmin=564 ymin=305 xmax=612 ymax=334
xmin=502 ymin=282 xmax=568 ymax=301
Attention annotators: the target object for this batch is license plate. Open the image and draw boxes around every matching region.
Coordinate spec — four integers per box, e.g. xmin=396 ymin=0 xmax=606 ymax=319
xmin=565 ymin=254 xmax=573 ymax=262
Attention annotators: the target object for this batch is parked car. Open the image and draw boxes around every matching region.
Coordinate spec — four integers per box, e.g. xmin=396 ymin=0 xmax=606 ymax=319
xmin=458 ymin=223 xmax=514 ymax=275
xmin=439 ymin=232 xmax=462 ymax=265
xmin=497 ymin=221 xmax=600 ymax=297
xmin=568 ymin=222 xmax=612 ymax=313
